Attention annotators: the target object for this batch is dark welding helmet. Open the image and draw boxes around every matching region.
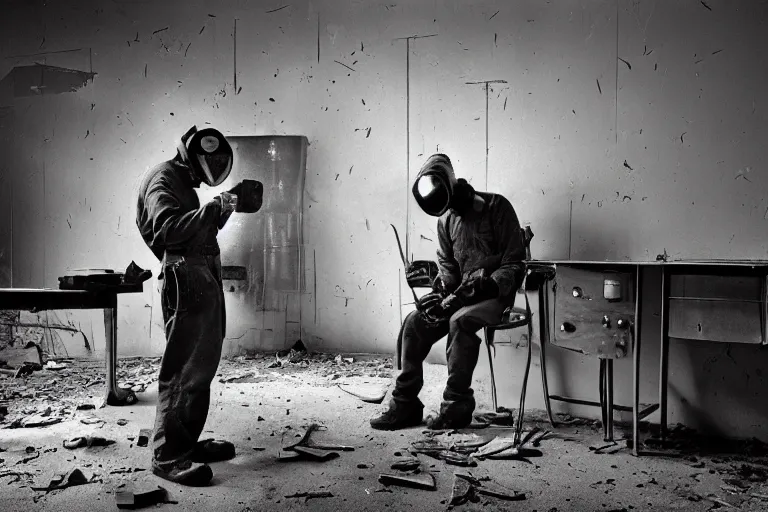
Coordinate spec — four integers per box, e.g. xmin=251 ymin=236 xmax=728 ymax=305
xmin=412 ymin=154 xmax=457 ymax=217
xmin=178 ymin=126 xmax=233 ymax=187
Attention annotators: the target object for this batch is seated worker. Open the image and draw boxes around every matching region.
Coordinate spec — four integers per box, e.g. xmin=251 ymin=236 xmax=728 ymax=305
xmin=136 ymin=126 xmax=263 ymax=486
xmin=371 ymin=153 xmax=526 ymax=431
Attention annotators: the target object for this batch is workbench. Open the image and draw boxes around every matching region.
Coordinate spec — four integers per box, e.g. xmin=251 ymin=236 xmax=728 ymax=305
xmin=0 ymin=283 xmax=145 ymax=406
xmin=537 ymin=259 xmax=768 ymax=456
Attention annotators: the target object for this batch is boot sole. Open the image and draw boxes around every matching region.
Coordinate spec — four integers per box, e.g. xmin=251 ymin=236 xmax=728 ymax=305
xmin=370 ymin=418 xmax=423 ymax=431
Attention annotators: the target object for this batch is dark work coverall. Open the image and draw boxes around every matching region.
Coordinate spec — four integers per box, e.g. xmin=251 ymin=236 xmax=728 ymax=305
xmin=136 ymin=155 xmax=226 ymax=469
xmin=392 ymin=191 xmax=526 ymax=419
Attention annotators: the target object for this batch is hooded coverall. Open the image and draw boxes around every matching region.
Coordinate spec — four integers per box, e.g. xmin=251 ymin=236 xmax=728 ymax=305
xmin=136 ymin=155 xmax=226 ymax=470
xmin=391 ymin=191 xmax=526 ymax=421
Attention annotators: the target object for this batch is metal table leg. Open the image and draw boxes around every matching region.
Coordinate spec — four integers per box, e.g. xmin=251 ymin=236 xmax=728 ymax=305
xmin=538 ymin=283 xmax=556 ymax=426
xmin=599 ymin=359 xmax=607 ymax=439
xmin=659 ymin=267 xmax=670 ymax=440
xmin=632 ymin=265 xmax=643 ymax=456
xmin=104 ymin=298 xmax=137 ymax=406
xmin=605 ymin=359 xmax=614 ymax=442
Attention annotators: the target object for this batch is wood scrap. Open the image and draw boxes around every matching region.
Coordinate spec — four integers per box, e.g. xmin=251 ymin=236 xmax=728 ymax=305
xmin=379 ymin=472 xmax=436 ymax=490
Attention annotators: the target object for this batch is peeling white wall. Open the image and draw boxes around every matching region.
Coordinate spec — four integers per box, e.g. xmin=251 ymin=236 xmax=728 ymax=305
xmin=1 ymin=0 xmax=767 ymax=438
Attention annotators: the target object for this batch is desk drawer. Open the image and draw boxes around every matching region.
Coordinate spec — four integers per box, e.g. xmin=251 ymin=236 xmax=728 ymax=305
xmin=552 ymin=267 xmax=635 ymax=359
xmin=668 ymin=298 xmax=763 ymax=344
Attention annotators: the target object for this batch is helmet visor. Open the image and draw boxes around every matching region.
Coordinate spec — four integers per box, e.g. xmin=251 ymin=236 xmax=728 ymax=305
xmin=413 ymin=173 xmax=451 ymax=217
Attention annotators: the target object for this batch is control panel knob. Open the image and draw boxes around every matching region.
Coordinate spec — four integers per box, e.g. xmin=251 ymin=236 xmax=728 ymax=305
xmin=572 ymin=286 xmax=583 ymax=298
xmin=602 ymin=315 xmax=611 ymax=328
xmin=617 ymin=318 xmax=629 ymax=329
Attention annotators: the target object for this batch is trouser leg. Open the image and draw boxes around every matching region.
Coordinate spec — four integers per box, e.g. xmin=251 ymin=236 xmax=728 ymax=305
xmin=440 ymin=298 xmax=507 ymax=420
xmin=153 ymin=256 xmax=225 ymax=467
xmin=390 ymin=310 xmax=449 ymax=408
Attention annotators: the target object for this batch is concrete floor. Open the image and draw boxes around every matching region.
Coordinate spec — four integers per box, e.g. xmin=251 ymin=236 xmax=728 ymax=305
xmin=2 ymin=356 xmax=768 ymax=512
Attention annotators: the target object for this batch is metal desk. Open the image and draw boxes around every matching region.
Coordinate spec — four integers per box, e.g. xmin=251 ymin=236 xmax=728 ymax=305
xmin=0 ymin=283 xmax=144 ymax=406
xmin=539 ymin=259 xmax=768 ymax=456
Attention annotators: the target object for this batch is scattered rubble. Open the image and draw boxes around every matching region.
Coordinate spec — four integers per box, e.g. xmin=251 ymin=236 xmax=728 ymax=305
xmin=31 ymin=467 xmax=96 ymax=492
xmin=285 ymin=490 xmax=334 ymax=502
xmin=116 ymin=484 xmax=174 ymax=509
xmin=63 ymin=436 xmax=115 ymax=449
xmin=0 ymin=357 xmax=161 ymax=429
xmin=137 ymin=429 xmax=151 ymax=447
xmin=379 ymin=471 xmax=436 ymax=491
xmin=337 ymin=383 xmax=387 ymax=404
xmin=280 ymin=422 xmax=354 ymax=462
xmin=391 ymin=457 xmax=421 ymax=471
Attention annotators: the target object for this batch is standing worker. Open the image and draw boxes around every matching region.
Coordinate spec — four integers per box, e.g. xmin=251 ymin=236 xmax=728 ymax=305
xmin=136 ymin=126 xmax=263 ymax=486
xmin=371 ymin=153 xmax=527 ymax=431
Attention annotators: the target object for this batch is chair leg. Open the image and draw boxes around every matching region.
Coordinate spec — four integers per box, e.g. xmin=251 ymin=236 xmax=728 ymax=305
xmin=485 ymin=327 xmax=498 ymax=412
xmin=514 ymin=322 xmax=534 ymax=446
xmin=396 ymin=318 xmax=406 ymax=371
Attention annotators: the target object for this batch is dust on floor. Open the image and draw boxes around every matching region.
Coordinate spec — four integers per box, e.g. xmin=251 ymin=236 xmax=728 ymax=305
xmin=1 ymin=352 xmax=768 ymax=512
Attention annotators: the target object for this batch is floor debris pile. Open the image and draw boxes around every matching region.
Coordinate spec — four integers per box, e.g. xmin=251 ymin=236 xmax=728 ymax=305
xmin=2 ymin=354 xmax=768 ymax=510
xmin=0 ymin=357 xmax=161 ymax=429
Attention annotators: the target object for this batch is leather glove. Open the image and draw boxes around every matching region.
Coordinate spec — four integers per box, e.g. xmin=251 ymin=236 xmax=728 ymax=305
xmin=416 ymin=292 xmax=448 ymax=324
xmin=439 ymin=293 xmax=465 ymax=317
xmin=454 ymin=275 xmax=499 ymax=305
xmin=405 ymin=260 xmax=439 ymax=289
xmin=213 ymin=192 xmax=237 ymax=229
xmin=228 ymin=179 xmax=263 ymax=213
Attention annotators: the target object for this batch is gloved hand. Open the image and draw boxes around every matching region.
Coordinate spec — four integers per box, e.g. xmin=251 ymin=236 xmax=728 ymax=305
xmin=405 ymin=260 xmax=439 ymax=289
xmin=213 ymin=192 xmax=237 ymax=229
xmin=439 ymin=293 xmax=465 ymax=317
xmin=228 ymin=179 xmax=263 ymax=213
xmin=416 ymin=292 xmax=448 ymax=324
xmin=453 ymin=275 xmax=500 ymax=306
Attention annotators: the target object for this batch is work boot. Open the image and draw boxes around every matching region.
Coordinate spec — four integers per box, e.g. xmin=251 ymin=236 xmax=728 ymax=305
xmin=152 ymin=459 xmax=213 ymax=486
xmin=425 ymin=398 xmax=474 ymax=430
xmin=191 ymin=439 xmax=236 ymax=463
xmin=370 ymin=401 xmax=423 ymax=431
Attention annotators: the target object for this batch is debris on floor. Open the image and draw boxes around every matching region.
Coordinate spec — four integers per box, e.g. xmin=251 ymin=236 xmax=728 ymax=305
xmin=454 ymin=469 xmax=526 ymax=502
xmin=63 ymin=435 xmax=115 ymax=449
xmin=116 ymin=484 xmax=175 ymax=509
xmin=0 ymin=356 xmax=161 ymax=429
xmin=391 ymin=456 xmax=421 ymax=471
xmin=31 ymin=467 xmax=96 ymax=492
xmin=378 ymin=471 xmax=437 ymax=491
xmin=280 ymin=422 xmax=354 ymax=462
xmin=137 ymin=429 xmax=151 ymax=447
xmin=337 ymin=383 xmax=388 ymax=404
xmin=284 ymin=490 xmax=334 ymax=502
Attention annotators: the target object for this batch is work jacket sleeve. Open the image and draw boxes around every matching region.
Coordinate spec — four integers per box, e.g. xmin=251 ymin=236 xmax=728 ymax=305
xmin=145 ymin=177 xmax=221 ymax=248
xmin=489 ymin=196 xmax=526 ymax=299
xmin=436 ymin=217 xmax=462 ymax=293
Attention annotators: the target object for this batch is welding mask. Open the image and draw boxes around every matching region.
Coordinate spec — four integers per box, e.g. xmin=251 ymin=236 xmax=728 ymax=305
xmin=178 ymin=126 xmax=233 ymax=187
xmin=412 ymin=154 xmax=475 ymax=217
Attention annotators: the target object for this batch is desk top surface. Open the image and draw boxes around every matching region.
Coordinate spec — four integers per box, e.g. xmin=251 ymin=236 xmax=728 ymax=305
xmin=539 ymin=259 xmax=768 ymax=267
xmin=0 ymin=285 xmax=143 ymax=294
